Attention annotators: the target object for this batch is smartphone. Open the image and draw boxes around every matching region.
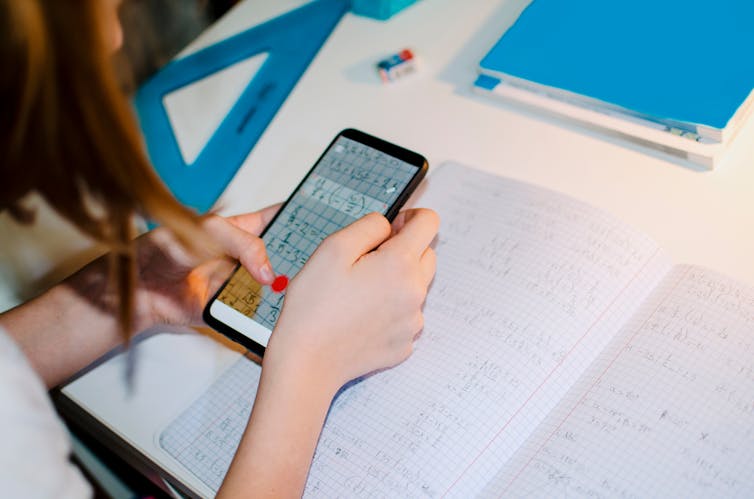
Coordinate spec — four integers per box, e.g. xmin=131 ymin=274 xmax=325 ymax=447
xmin=203 ymin=129 xmax=428 ymax=356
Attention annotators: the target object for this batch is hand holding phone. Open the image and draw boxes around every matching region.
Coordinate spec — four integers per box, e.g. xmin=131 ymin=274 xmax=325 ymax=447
xmin=266 ymin=208 xmax=438 ymax=386
xmin=204 ymin=129 xmax=429 ymax=357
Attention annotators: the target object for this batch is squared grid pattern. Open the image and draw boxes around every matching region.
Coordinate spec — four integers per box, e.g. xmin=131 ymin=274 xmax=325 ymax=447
xmin=159 ymin=358 xmax=262 ymax=492
xmin=302 ymin=163 xmax=664 ymax=498
xmin=485 ymin=266 xmax=754 ymax=498
xmin=161 ymin=163 xmax=673 ymax=497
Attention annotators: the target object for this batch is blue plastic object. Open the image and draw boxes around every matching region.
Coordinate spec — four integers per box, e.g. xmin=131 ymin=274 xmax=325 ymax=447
xmin=135 ymin=0 xmax=349 ymax=213
xmin=351 ymin=0 xmax=418 ymax=20
xmin=480 ymin=0 xmax=754 ymax=134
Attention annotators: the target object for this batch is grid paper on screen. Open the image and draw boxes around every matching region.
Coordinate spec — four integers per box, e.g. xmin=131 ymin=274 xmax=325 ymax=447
xmin=160 ymin=163 xmax=670 ymax=497
xmin=217 ymin=135 xmax=417 ymax=330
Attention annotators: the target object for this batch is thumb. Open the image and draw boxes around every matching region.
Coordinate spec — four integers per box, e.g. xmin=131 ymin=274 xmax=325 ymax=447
xmin=203 ymin=215 xmax=275 ymax=284
xmin=321 ymin=212 xmax=392 ymax=264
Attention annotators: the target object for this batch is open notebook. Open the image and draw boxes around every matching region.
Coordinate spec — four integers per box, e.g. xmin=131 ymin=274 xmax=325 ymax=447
xmin=159 ymin=163 xmax=754 ymax=497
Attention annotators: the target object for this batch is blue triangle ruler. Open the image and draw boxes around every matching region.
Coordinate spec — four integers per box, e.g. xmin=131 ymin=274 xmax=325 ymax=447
xmin=135 ymin=0 xmax=349 ymax=213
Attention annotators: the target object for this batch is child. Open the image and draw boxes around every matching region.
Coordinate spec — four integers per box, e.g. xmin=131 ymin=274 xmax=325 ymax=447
xmin=0 ymin=0 xmax=438 ymax=496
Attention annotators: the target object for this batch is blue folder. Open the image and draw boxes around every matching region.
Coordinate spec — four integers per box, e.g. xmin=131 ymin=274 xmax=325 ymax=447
xmin=479 ymin=0 xmax=754 ymax=135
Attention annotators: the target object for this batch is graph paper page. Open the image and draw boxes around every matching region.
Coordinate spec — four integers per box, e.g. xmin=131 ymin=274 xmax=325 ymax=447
xmin=159 ymin=162 xmax=671 ymax=496
xmin=483 ymin=266 xmax=754 ymax=498
xmin=159 ymin=357 xmax=262 ymax=493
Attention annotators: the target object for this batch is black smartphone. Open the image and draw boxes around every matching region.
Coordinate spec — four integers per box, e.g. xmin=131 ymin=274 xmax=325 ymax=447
xmin=203 ymin=128 xmax=428 ymax=356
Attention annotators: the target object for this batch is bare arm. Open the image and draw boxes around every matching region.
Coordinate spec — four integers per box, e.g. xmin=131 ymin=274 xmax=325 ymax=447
xmin=0 ymin=257 xmax=126 ymax=387
xmin=0 ymin=207 xmax=438 ymax=498
xmin=0 ymin=208 xmax=279 ymax=388
xmin=218 ymin=352 xmax=338 ymax=497
xmin=219 ymin=210 xmax=438 ymax=497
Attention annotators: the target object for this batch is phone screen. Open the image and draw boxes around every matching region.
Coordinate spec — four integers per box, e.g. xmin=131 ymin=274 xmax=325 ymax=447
xmin=204 ymin=130 xmax=427 ymax=354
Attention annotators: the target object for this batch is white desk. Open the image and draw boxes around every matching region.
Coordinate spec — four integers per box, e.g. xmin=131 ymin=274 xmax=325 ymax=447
xmin=59 ymin=0 xmax=754 ymax=497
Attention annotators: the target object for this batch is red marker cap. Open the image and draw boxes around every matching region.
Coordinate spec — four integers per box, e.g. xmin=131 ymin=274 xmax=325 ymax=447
xmin=271 ymin=275 xmax=289 ymax=293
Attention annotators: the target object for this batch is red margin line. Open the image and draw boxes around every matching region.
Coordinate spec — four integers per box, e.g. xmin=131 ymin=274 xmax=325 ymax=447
xmin=498 ymin=265 xmax=689 ymax=497
xmin=442 ymin=247 xmax=663 ymax=497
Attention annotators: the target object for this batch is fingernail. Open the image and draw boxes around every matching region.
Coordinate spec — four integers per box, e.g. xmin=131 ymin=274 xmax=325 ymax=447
xmin=259 ymin=262 xmax=274 ymax=283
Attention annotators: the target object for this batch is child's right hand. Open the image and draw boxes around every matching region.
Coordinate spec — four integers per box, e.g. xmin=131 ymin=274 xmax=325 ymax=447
xmin=264 ymin=209 xmax=439 ymax=391
xmin=218 ymin=209 xmax=438 ymax=497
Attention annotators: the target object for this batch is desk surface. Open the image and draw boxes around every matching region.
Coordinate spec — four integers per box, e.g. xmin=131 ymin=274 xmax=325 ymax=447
xmin=62 ymin=0 xmax=754 ymax=496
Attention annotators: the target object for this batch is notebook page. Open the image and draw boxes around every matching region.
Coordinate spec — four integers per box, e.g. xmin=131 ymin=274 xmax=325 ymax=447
xmin=482 ymin=266 xmax=754 ymax=498
xmin=159 ymin=357 xmax=261 ymax=494
xmin=158 ymin=162 xmax=670 ymax=496
xmin=310 ymin=163 xmax=668 ymax=498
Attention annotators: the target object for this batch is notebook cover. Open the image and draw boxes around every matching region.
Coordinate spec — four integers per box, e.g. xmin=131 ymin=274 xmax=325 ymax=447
xmin=479 ymin=0 xmax=754 ymax=131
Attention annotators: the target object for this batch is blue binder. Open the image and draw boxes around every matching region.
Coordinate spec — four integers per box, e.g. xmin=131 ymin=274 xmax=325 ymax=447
xmin=479 ymin=0 xmax=754 ymax=139
xmin=135 ymin=0 xmax=349 ymax=213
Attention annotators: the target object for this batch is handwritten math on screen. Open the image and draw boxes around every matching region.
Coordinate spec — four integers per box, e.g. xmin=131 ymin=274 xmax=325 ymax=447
xmin=217 ymin=136 xmax=417 ymax=330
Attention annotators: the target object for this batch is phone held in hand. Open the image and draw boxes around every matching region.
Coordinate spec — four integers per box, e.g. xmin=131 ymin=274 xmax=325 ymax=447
xmin=203 ymin=129 xmax=428 ymax=356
